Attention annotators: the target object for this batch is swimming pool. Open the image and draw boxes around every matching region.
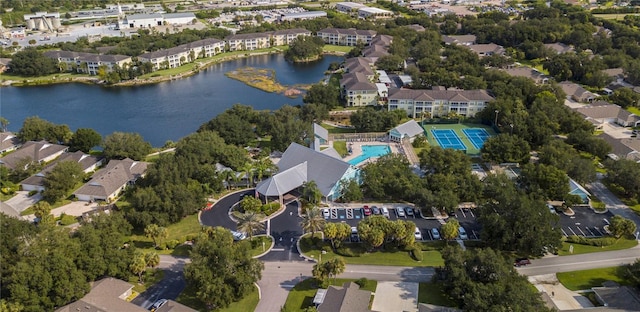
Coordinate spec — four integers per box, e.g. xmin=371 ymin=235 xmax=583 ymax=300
xmin=348 ymin=145 xmax=391 ymax=166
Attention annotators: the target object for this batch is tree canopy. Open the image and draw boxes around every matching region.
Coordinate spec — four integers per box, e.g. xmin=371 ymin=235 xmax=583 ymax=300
xmin=103 ymin=132 xmax=152 ymax=161
xmin=8 ymin=48 xmax=58 ymax=77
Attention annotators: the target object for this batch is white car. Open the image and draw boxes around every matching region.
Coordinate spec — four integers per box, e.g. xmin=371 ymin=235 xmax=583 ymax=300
xmin=414 ymin=227 xmax=422 ymax=240
xmin=149 ymin=299 xmax=167 ymax=311
xmin=381 ymin=207 xmax=390 ymax=218
xmin=396 ymin=207 xmax=406 ymax=217
xmin=231 ymin=230 xmax=247 ymax=241
xmin=458 ymin=227 xmax=468 ymax=240
xmin=323 ymin=208 xmax=330 ymax=219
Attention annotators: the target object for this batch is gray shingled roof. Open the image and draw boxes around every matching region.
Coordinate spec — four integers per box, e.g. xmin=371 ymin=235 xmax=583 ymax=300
xmin=256 ymin=143 xmax=351 ymax=197
xmin=73 ymin=158 xmax=148 ymax=199
xmin=317 ymin=282 xmax=371 ymax=312
xmin=43 ymin=50 xmax=131 ymax=63
xmin=55 ymin=278 xmax=147 ymax=312
xmin=0 ymin=132 xmax=21 ymax=153
xmin=139 ymin=38 xmax=223 ymax=59
xmin=391 ymin=120 xmax=424 ymax=138
xmin=317 ymin=28 xmax=377 ymax=37
xmin=314 ymin=123 xmax=329 ymax=141
xmin=20 ymin=152 xmax=102 ymax=189
xmin=0 ymin=141 xmax=68 ymax=170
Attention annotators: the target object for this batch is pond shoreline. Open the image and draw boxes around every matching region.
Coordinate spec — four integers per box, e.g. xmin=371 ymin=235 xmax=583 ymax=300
xmin=0 ymin=49 xmax=346 ymax=88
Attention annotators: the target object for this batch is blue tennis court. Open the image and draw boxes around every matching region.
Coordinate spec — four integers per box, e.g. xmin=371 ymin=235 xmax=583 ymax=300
xmin=462 ymin=128 xmax=491 ymax=149
xmin=431 ymin=129 xmax=466 ymax=151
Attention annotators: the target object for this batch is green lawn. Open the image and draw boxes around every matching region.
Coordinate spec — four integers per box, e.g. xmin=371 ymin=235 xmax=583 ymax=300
xmin=627 ymin=107 xmax=640 ymax=116
xmin=557 ymin=267 xmax=631 ymax=291
xmin=0 ymin=72 xmax=90 ymax=83
xmin=177 ymin=283 xmax=260 ymax=312
xmin=128 ymin=269 xmax=164 ymax=294
xmin=299 ymin=236 xmax=444 ymax=267
xmin=248 ymin=236 xmax=273 ymax=257
xmin=323 ymin=45 xmax=353 ymax=53
xmin=333 ymin=141 xmax=348 ymax=157
xmin=283 ymin=278 xmax=377 ymax=312
xmin=593 ymin=13 xmax=638 ymax=20
xmin=557 ymin=238 xmax=638 ymax=256
xmin=322 ymin=123 xmax=356 ymax=134
xmin=129 ymin=214 xmax=203 ymax=254
xmin=418 ymin=282 xmax=458 ymax=307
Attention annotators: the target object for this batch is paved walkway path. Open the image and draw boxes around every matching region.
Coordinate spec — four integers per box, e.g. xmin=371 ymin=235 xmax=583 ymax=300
xmin=528 ymin=274 xmax=593 ymax=310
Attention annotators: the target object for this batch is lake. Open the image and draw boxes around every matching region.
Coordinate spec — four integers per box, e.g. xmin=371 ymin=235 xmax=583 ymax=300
xmin=0 ymin=54 xmax=343 ymax=147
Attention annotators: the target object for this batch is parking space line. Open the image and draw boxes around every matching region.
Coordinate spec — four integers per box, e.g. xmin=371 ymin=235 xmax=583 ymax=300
xmin=472 ymin=230 xmax=479 ymax=239
xmin=459 ymin=209 xmax=466 ymax=218
xmin=568 ymin=227 xmax=577 ymax=236
xmin=561 ymin=229 xmax=568 ymax=237
xmin=577 ymin=227 xmax=586 ymax=236
xmin=593 ymin=227 xmax=603 ymax=236
xmin=585 ymin=227 xmax=596 ymax=237
xmin=469 ymin=210 xmax=475 ymax=218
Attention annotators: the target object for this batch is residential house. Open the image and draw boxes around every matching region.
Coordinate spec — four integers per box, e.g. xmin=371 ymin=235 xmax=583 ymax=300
xmin=139 ymin=38 xmax=225 ymax=69
xmin=20 ymin=151 xmax=103 ymax=192
xmin=0 ymin=141 xmax=68 ymax=170
xmin=43 ymin=51 xmax=132 ymax=75
xmin=271 ymin=28 xmax=312 ymax=46
xmin=559 ymin=81 xmax=597 ymax=102
xmin=406 ymin=24 xmax=426 ymax=32
xmin=73 ymin=158 xmax=149 ymax=202
xmin=256 ymin=142 xmax=358 ymax=202
xmin=591 ymin=283 xmax=640 ymax=311
xmin=225 ymin=32 xmax=272 ymax=51
xmin=503 ymin=66 xmax=549 ymax=84
xmin=0 ymin=132 xmax=21 ymax=153
xmin=314 ymin=282 xmax=372 ymax=312
xmin=442 ymin=34 xmax=476 ymax=46
xmin=388 ymin=88 xmax=494 ymax=118
xmin=544 ymin=42 xmax=575 ymax=54
xmin=316 ymin=28 xmax=377 ymax=46
xmin=389 ymin=120 xmax=425 ymax=142
xmin=55 ymin=277 xmax=197 ymax=312
xmin=574 ymin=101 xmax=640 ymax=127
xmin=599 ymin=133 xmax=640 ymax=161
xmin=340 ymin=72 xmax=378 ymax=106
xmin=0 ymin=58 xmax=10 ymax=73
xmin=467 ymin=43 xmax=505 ymax=57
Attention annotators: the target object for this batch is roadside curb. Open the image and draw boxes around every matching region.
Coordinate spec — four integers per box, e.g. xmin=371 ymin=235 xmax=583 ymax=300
xmin=296 ymin=233 xmax=318 ymax=263
xmin=253 ymin=235 xmax=276 ymax=259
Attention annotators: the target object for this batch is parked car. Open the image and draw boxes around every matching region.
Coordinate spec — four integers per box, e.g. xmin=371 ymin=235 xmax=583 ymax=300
xmin=363 ymin=206 xmax=372 ymax=216
xmin=323 ymin=208 xmax=330 ymax=219
xmin=547 ymin=204 xmax=557 ymax=214
xmin=372 ymin=206 xmax=381 ymax=215
xmin=231 ymin=230 xmax=246 ymax=241
xmin=381 ymin=207 xmax=390 ymax=218
xmin=458 ymin=227 xmax=468 ymax=240
xmin=396 ymin=207 xmax=406 ymax=217
xmin=414 ymin=227 xmax=422 ymax=240
xmin=431 ymin=228 xmax=441 ymax=240
xmin=406 ymin=207 xmax=414 ymax=217
xmin=514 ymin=258 xmax=531 ymax=267
xmin=350 ymin=226 xmax=359 ymax=242
xmin=150 ymin=299 xmax=167 ymax=311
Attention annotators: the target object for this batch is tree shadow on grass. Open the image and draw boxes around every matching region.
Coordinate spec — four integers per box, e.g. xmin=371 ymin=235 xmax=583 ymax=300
xmin=132 ymin=240 xmax=154 ymax=249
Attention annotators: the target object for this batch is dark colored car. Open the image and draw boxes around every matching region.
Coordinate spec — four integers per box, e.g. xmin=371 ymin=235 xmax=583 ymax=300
xmin=514 ymin=258 xmax=531 ymax=267
xmin=406 ymin=207 xmax=414 ymax=216
xmin=372 ymin=206 xmax=381 ymax=215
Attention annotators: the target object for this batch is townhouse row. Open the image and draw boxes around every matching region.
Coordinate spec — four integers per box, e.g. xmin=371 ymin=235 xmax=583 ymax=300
xmin=43 ymin=27 xmax=379 ymax=74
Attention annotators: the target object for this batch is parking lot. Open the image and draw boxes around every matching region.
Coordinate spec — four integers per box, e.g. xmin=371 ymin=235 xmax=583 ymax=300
xmin=323 ymin=204 xmax=613 ymax=242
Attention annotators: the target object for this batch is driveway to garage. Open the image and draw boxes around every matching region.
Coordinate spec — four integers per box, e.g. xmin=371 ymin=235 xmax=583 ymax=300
xmin=372 ymin=281 xmax=419 ymax=312
xmin=4 ymin=191 xmax=41 ymax=214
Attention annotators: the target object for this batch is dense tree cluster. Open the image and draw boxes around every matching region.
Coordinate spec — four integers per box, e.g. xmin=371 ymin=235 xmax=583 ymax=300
xmin=8 ymin=48 xmax=58 ymax=77
xmin=1 ymin=213 xmax=136 ymax=311
xmin=350 ymin=108 xmax=405 ymax=132
xmin=184 ymin=227 xmax=263 ymax=310
xmin=440 ymin=246 xmax=553 ymax=312
xmin=284 ymin=35 xmax=325 ymax=62
xmin=604 ymin=159 xmax=640 ymax=202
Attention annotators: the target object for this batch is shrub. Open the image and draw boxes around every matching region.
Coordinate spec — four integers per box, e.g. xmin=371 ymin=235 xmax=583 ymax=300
xmin=335 ymin=246 xmax=356 ymax=257
xmin=185 ymin=234 xmax=198 ymax=242
xmin=1 ymin=187 xmax=15 ymax=195
xmin=355 ymin=278 xmax=369 ymax=288
xmin=321 ymin=245 xmax=332 ymax=253
xmin=166 ymin=239 xmax=180 ymax=249
xmin=28 ymin=190 xmax=38 ymax=196
xmin=565 ymin=235 xmax=616 ymax=247
xmin=58 ymin=213 xmax=78 ymax=226
xmin=411 ymin=246 xmax=423 ymax=261
xmin=261 ymin=202 xmax=280 ymax=216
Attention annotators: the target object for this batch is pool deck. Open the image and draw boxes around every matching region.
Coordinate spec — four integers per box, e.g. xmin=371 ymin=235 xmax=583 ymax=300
xmin=341 ymin=141 xmax=402 ymax=167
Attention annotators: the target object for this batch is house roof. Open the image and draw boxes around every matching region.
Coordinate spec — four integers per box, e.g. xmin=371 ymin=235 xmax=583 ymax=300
xmin=598 ymin=133 xmax=640 ymax=159
xmin=257 ymin=143 xmax=351 ymax=197
xmin=55 ymin=277 xmax=147 ymax=312
xmin=592 ymin=286 xmax=640 ymax=311
xmin=442 ymin=35 xmax=476 ymax=45
xmin=601 ymin=68 xmax=624 ymax=78
xmin=272 ymin=28 xmax=311 ymax=36
xmin=388 ymin=88 xmax=494 ymax=102
xmin=468 ymin=43 xmax=504 ymax=54
xmin=156 ymin=300 xmax=198 ymax=312
xmin=406 ymin=24 xmax=426 ymax=32
xmin=74 ymin=158 xmax=148 ymax=198
xmin=0 ymin=140 xmax=68 ymax=170
xmin=503 ymin=67 xmax=548 ymax=82
xmin=544 ymin=42 xmax=574 ymax=54
xmin=313 ymin=123 xmax=329 ymax=141
xmin=163 ymin=12 xmax=196 ymax=19
xmin=43 ymin=50 xmax=131 ymax=63
xmin=20 ymin=152 xmax=102 ymax=188
xmin=0 ymin=201 xmax=20 ymax=218
xmin=139 ymin=38 xmax=223 ymax=59
xmin=317 ymin=28 xmax=377 ymax=37
xmin=0 ymin=132 xmax=21 ymax=152
xmin=317 ymin=282 xmax=371 ymax=312
xmin=559 ymin=81 xmax=596 ymax=100
xmin=226 ymin=32 xmax=271 ymax=41
xmin=575 ymin=101 xmax=622 ymax=119
xmin=390 ymin=120 xmax=424 ymax=138
xmin=321 ymin=147 xmax=342 ymax=159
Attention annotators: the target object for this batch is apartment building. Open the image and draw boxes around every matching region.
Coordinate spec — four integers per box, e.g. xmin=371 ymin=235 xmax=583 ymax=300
xmin=316 ymin=28 xmax=377 ymax=46
xmin=225 ymin=32 xmax=272 ymax=51
xmin=43 ymin=51 xmax=132 ymax=75
xmin=138 ymin=38 xmax=224 ymax=69
xmin=271 ymin=28 xmax=312 ymax=46
xmin=388 ymin=88 xmax=494 ymax=118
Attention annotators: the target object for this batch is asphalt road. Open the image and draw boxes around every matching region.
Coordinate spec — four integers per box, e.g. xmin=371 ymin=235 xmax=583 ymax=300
xmin=516 ymin=246 xmax=640 ymax=276
xmin=132 ymin=255 xmax=190 ymax=309
xmin=259 ymin=201 xmax=305 ymax=262
xmin=200 ymin=189 xmax=252 ymax=230
xmin=587 ymin=180 xmax=640 ymax=230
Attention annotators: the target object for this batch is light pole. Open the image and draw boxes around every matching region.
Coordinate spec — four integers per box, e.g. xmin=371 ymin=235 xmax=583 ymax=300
xmin=494 ymin=110 xmax=499 ymax=127
xmin=510 ymin=123 xmax=514 ymax=135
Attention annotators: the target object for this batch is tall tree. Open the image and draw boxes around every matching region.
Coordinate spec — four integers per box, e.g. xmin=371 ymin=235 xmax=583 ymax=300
xmin=42 ymin=160 xmax=84 ymax=203
xmin=302 ymin=180 xmax=322 ymax=205
xmin=69 ymin=128 xmax=102 ymax=152
xmin=103 ymin=132 xmax=152 ymax=161
xmin=441 ymin=218 xmax=460 ymax=241
xmin=481 ymin=133 xmax=531 ymax=164
xmin=233 ymin=211 xmax=266 ymax=241
xmin=300 ymin=207 xmax=326 ymax=235
xmin=144 ymin=224 xmax=169 ymax=248
xmin=609 ymin=215 xmax=637 ymax=239
xmin=184 ymin=227 xmax=263 ymax=310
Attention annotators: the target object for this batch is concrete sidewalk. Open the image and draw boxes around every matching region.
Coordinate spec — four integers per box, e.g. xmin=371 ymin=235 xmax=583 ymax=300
xmin=528 ymin=274 xmax=594 ymax=310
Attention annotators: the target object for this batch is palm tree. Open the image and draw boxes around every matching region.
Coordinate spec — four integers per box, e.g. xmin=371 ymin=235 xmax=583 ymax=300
xmin=254 ymin=158 xmax=275 ymax=185
xmin=302 ymin=180 xmax=322 ymax=205
xmin=233 ymin=211 xmax=266 ymax=241
xmin=219 ymin=169 xmax=235 ymax=190
xmin=300 ymin=207 xmax=325 ymax=236
xmin=240 ymin=162 xmax=255 ymax=187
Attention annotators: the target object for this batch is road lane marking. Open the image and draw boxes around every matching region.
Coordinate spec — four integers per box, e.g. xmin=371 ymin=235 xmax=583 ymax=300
xmin=271 ymin=248 xmax=285 ymax=251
